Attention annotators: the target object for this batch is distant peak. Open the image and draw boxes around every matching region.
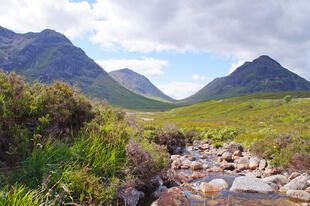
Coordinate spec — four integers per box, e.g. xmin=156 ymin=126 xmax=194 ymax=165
xmin=253 ymin=55 xmax=278 ymax=63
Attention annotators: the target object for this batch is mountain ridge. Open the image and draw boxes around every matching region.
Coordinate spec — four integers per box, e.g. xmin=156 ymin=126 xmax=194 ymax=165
xmin=0 ymin=26 xmax=173 ymax=110
xmin=109 ymin=68 xmax=175 ymax=102
xmin=183 ymin=55 xmax=310 ymax=104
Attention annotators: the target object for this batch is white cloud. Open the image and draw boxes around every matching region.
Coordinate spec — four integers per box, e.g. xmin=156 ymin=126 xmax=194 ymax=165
xmin=192 ymin=74 xmax=206 ymax=81
xmin=1 ymin=0 xmax=310 ymax=79
xmin=89 ymin=0 xmax=310 ymax=79
xmin=95 ymin=57 xmax=169 ymax=77
xmin=0 ymin=0 xmax=95 ymax=38
xmin=157 ymin=81 xmax=204 ymax=100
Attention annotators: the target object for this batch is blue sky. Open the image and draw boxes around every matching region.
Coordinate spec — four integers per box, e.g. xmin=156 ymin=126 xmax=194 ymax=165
xmin=1 ymin=0 xmax=309 ymax=99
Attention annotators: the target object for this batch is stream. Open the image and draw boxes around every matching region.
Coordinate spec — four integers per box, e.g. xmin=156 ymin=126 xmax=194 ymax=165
xmin=148 ymin=141 xmax=310 ymax=206
xmin=174 ymin=145 xmax=294 ymax=206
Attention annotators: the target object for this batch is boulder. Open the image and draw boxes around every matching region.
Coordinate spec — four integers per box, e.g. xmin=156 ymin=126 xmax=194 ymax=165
xmin=123 ymin=188 xmax=144 ymax=206
xmin=233 ymin=150 xmax=242 ymax=157
xmin=280 ymin=174 xmax=310 ymax=192
xmin=208 ymin=179 xmax=229 ymax=191
xmin=157 ymin=188 xmax=190 ymax=206
xmin=198 ymin=144 xmax=210 ymax=151
xmin=220 ymin=162 xmax=235 ymax=170
xmin=152 ymin=186 xmax=168 ymax=199
xmin=227 ymin=141 xmax=243 ymax=153
xmin=230 ymin=176 xmax=273 ymax=194
xmin=235 ymin=157 xmax=249 ymax=170
xmin=262 ymin=175 xmax=288 ymax=187
xmin=192 ymin=171 xmax=206 ymax=179
xmin=286 ymin=190 xmax=310 ymax=202
xmin=199 ymin=182 xmax=219 ymax=194
xmin=171 ymin=155 xmax=180 ymax=161
xmin=259 ymin=159 xmax=267 ymax=170
xmin=172 ymin=160 xmax=182 ymax=170
xmin=180 ymin=159 xmax=192 ymax=169
xmin=191 ymin=161 xmax=203 ymax=170
xmin=222 ymin=152 xmax=233 ymax=162
xmin=200 ymin=154 xmax=208 ymax=159
xmin=249 ymin=157 xmax=260 ymax=170
xmin=173 ymin=172 xmax=193 ymax=184
xmin=188 ymin=156 xmax=196 ymax=161
xmin=288 ymin=172 xmax=301 ymax=181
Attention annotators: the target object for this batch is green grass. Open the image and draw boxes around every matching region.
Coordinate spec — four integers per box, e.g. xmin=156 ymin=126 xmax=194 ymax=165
xmin=136 ymin=92 xmax=310 ymax=170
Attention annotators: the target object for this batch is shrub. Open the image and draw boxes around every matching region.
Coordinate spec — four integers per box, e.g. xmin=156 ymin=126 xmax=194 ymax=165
xmin=283 ymin=95 xmax=292 ymax=103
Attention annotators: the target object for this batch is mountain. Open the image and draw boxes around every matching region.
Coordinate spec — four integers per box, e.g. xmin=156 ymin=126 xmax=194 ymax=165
xmin=0 ymin=26 xmax=173 ymax=110
xmin=109 ymin=68 xmax=175 ymax=102
xmin=183 ymin=55 xmax=310 ymax=104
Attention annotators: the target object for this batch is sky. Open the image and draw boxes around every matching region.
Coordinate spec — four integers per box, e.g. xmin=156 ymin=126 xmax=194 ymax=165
xmin=1 ymin=0 xmax=310 ymax=99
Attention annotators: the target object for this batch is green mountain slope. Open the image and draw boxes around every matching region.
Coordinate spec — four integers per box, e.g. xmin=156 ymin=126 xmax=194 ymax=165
xmin=0 ymin=26 xmax=173 ymax=110
xmin=109 ymin=68 xmax=175 ymax=102
xmin=183 ymin=55 xmax=310 ymax=104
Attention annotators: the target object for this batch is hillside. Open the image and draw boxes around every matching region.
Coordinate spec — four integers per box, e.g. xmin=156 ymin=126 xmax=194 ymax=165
xmin=137 ymin=91 xmax=310 ymax=130
xmin=109 ymin=68 xmax=175 ymax=102
xmin=0 ymin=26 xmax=173 ymax=110
xmin=183 ymin=55 xmax=310 ymax=104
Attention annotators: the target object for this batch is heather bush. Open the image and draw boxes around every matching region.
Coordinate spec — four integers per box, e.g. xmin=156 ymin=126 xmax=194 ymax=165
xmin=0 ymin=71 xmax=93 ymax=165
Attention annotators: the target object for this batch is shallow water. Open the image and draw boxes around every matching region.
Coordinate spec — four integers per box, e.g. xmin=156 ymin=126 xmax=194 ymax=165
xmin=179 ymin=146 xmax=295 ymax=206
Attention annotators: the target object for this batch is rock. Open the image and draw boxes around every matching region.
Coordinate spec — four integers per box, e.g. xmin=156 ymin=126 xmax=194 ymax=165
xmin=265 ymin=163 xmax=281 ymax=176
xmin=198 ymin=144 xmax=210 ymax=150
xmin=191 ymin=161 xmax=203 ymax=170
xmin=207 ymin=167 xmax=223 ymax=173
xmin=208 ymin=179 xmax=229 ymax=191
xmin=173 ymin=172 xmax=193 ymax=184
xmin=192 ymin=171 xmax=206 ymax=179
xmin=216 ymin=149 xmax=226 ymax=156
xmin=230 ymin=176 xmax=273 ymax=194
xmin=227 ymin=141 xmax=243 ymax=153
xmin=286 ymin=190 xmax=310 ymax=202
xmin=123 ymin=188 xmax=144 ymax=206
xmin=193 ymin=140 xmax=201 ymax=146
xmin=151 ymin=200 xmax=158 ymax=206
xmin=235 ymin=157 xmax=249 ymax=170
xmin=200 ymin=154 xmax=208 ymax=159
xmin=249 ymin=157 xmax=260 ymax=170
xmin=280 ymin=174 xmax=310 ymax=192
xmin=171 ymin=155 xmax=180 ymax=161
xmin=172 ymin=160 xmax=182 ymax=170
xmin=288 ymin=172 xmax=301 ymax=181
xmin=180 ymin=159 xmax=192 ymax=169
xmin=152 ymin=186 xmax=168 ymax=199
xmin=259 ymin=159 xmax=267 ymax=170
xmin=233 ymin=150 xmax=242 ymax=157
xmin=222 ymin=152 xmax=233 ymax=162
xmin=188 ymin=156 xmax=196 ymax=161
xmin=157 ymin=188 xmax=190 ymax=206
xmin=202 ymin=164 xmax=209 ymax=170
xmin=262 ymin=175 xmax=288 ymax=187
xmin=199 ymin=182 xmax=219 ymax=194
xmin=220 ymin=162 xmax=235 ymax=170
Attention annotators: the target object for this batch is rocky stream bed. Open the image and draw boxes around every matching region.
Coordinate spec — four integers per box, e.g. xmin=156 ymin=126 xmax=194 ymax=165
xmin=135 ymin=140 xmax=310 ymax=206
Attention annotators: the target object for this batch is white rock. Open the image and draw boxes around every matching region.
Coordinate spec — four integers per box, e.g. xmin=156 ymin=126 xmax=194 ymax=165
xmin=249 ymin=157 xmax=260 ymax=170
xmin=230 ymin=176 xmax=273 ymax=194
xmin=208 ymin=179 xmax=229 ymax=191
xmin=280 ymin=174 xmax=310 ymax=192
xmin=262 ymin=175 xmax=288 ymax=187
xmin=286 ymin=190 xmax=310 ymax=202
